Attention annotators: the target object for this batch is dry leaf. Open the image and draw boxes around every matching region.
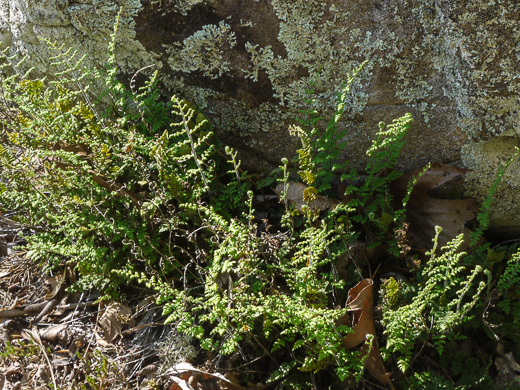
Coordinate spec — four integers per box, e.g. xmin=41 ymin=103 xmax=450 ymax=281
xmin=44 ymin=269 xmax=68 ymax=300
xmin=137 ymin=364 xmax=158 ymax=377
xmin=341 ymin=279 xmax=394 ymax=388
xmin=343 ymin=279 xmax=375 ymax=349
xmin=169 ymin=376 xmax=193 ymax=390
xmin=495 ymin=343 xmax=520 ymax=389
xmin=39 ymin=324 xmax=69 ymax=345
xmin=392 ymin=163 xmax=477 ymax=250
xmin=167 ymin=362 xmax=245 ymax=390
xmin=274 ymin=182 xmax=338 ymax=212
xmin=98 ymin=301 xmax=133 ymax=344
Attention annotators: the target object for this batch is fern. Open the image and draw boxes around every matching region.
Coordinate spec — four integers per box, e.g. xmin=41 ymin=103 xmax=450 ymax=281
xmin=293 ymin=61 xmax=367 ymax=193
xmin=1 ymin=9 xmax=517 ymax=388
xmin=382 ymin=226 xmax=489 ymax=372
xmin=0 ymin=7 xmax=215 ymax=296
xmin=470 ymin=146 xmax=519 ymax=246
xmin=497 ymin=249 xmax=520 ymax=293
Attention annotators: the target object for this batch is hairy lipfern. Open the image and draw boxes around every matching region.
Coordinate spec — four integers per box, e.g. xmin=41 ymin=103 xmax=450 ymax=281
xmin=382 ymin=226 xmax=490 ymax=372
xmin=293 ymin=61 xmax=367 ymax=193
xmin=1 ymin=9 xmax=518 ymax=389
xmin=0 ymin=9 xmax=215 ymax=297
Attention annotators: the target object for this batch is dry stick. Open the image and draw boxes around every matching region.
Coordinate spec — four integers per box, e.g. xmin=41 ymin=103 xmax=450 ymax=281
xmin=89 ymin=170 xmax=141 ymax=207
xmin=30 ymin=326 xmax=58 ymax=390
xmin=0 ymin=301 xmax=47 ymax=318
xmin=0 ymin=309 xmax=28 ymax=318
xmin=404 ymin=316 xmax=435 ymax=376
xmin=364 ymin=378 xmax=392 ymax=390
xmin=0 ymin=300 xmax=95 ymax=319
xmin=250 ymin=332 xmax=276 ymax=362
xmin=56 ymin=301 xmax=96 ymax=311
xmin=121 ymin=322 xmax=164 ymax=336
xmin=33 ymin=298 xmax=59 ymax=324
xmin=392 ymin=351 xmax=412 ymax=388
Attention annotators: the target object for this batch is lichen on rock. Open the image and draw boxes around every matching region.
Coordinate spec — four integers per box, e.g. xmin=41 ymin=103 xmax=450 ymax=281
xmin=1 ymin=0 xmax=520 ymax=232
xmin=167 ymin=20 xmax=237 ymax=79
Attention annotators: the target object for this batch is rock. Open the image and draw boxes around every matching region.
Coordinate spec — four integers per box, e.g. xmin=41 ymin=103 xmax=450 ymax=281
xmin=0 ymin=0 xmax=519 ymax=232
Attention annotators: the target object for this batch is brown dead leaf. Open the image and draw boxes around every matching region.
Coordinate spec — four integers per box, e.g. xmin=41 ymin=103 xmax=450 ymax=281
xmin=495 ymin=343 xmax=520 ymax=389
xmin=98 ymin=301 xmax=133 ymax=344
xmin=44 ymin=268 xmax=68 ymax=300
xmin=343 ymin=279 xmax=375 ymax=349
xmin=341 ymin=279 xmax=394 ymax=388
xmin=168 ymin=362 xmax=245 ymax=390
xmin=169 ymin=376 xmax=193 ymax=390
xmin=39 ymin=324 xmax=70 ymax=345
xmin=274 ymin=182 xmax=338 ymax=212
xmin=391 ymin=163 xmax=477 ymax=250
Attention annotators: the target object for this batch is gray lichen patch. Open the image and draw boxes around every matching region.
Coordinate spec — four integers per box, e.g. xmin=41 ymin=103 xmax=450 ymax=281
xmin=26 ymin=0 xmax=71 ymax=27
xmin=66 ymin=0 xmax=152 ymax=73
xmin=2 ymin=0 xmax=156 ymax=82
xmin=243 ymin=0 xmax=368 ymax=112
xmin=406 ymin=0 xmax=520 ymax=140
xmin=153 ymin=0 xmax=495 ymax=170
xmin=167 ymin=21 xmax=237 ymax=79
xmin=2 ymin=0 xmax=520 ymax=230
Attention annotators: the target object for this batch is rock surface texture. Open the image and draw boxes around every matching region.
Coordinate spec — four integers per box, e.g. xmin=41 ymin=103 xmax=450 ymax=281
xmin=0 ymin=0 xmax=519 ymax=232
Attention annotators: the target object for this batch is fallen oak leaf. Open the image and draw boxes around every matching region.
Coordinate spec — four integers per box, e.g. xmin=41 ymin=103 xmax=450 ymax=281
xmin=343 ymin=279 xmax=375 ymax=349
xmin=98 ymin=301 xmax=134 ymax=344
xmin=166 ymin=362 xmax=245 ymax=390
xmin=391 ymin=163 xmax=477 ymax=250
xmin=341 ymin=279 xmax=394 ymax=389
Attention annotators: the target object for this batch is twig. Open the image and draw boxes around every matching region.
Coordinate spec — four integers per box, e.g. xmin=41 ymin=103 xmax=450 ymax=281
xmin=121 ymin=322 xmax=164 ymax=336
xmin=0 ymin=300 xmax=95 ymax=319
xmin=0 ymin=301 xmax=47 ymax=318
xmin=33 ymin=298 xmax=59 ymax=323
xmin=30 ymin=326 xmax=58 ymax=390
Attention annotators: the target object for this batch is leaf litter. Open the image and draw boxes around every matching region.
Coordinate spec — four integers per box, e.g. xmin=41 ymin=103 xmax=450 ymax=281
xmin=340 ymin=279 xmax=394 ymax=389
xmin=391 ymin=162 xmax=477 ymax=250
xmin=0 ymin=248 xmax=271 ymax=390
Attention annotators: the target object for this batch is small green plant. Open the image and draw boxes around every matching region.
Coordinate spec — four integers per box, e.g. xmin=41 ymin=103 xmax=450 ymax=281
xmin=0 ymin=340 xmax=39 ymax=359
xmin=1 ymin=9 xmax=519 ymax=390
xmin=0 ymin=11 xmax=366 ymax=388
xmin=382 ymin=226 xmax=490 ymax=373
xmin=470 ymin=147 xmax=519 ymax=246
xmin=292 ymin=80 xmax=413 ymax=250
xmin=0 ymin=10 xmax=216 ymax=298
xmin=77 ymin=350 xmax=128 ymax=390
xmin=292 ymin=61 xmax=366 ymax=193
